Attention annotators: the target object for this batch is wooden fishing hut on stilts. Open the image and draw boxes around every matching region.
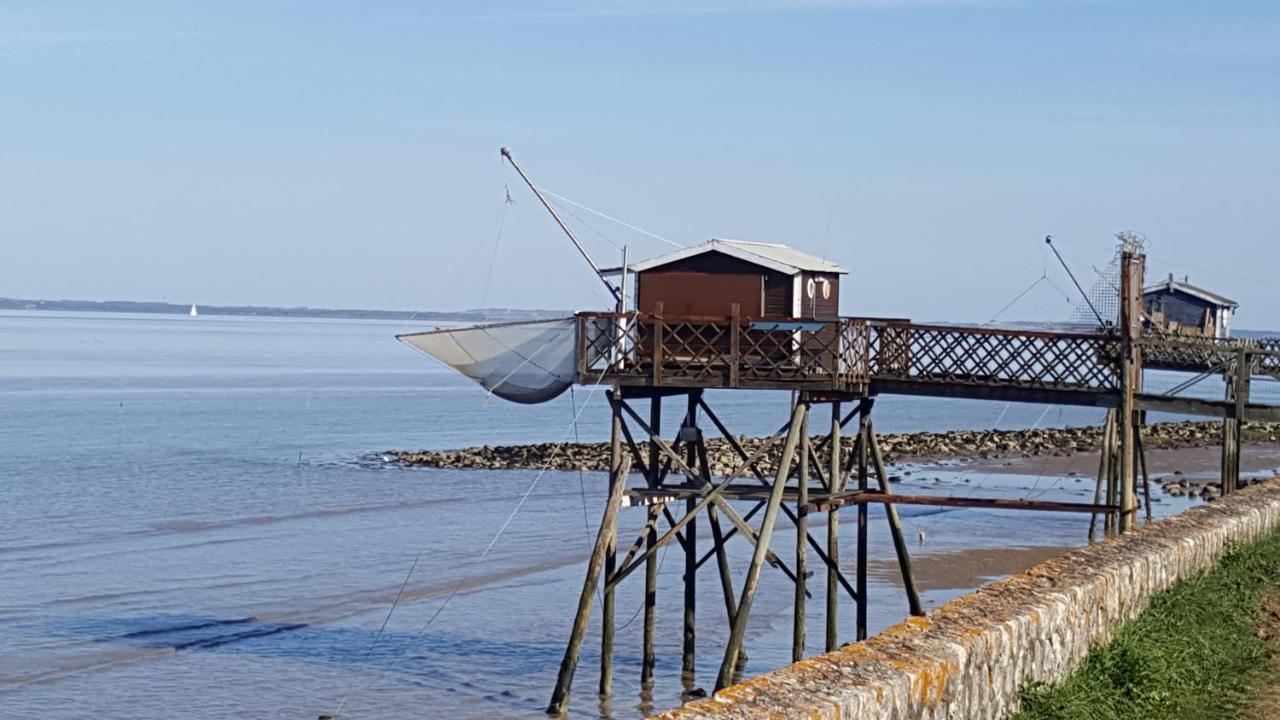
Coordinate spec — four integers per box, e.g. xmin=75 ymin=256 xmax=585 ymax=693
xmin=399 ymin=151 xmax=1280 ymax=716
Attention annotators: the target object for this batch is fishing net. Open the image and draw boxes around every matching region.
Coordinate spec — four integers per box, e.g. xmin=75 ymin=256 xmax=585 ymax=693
xmin=398 ymin=318 xmax=578 ymax=404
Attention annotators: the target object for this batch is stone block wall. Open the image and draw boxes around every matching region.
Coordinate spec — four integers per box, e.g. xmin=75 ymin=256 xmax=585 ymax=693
xmin=653 ymin=479 xmax=1280 ymax=720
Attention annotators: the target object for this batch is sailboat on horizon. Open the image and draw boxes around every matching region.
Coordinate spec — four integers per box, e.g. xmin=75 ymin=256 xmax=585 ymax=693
xmin=188 ymin=304 xmax=198 ymax=317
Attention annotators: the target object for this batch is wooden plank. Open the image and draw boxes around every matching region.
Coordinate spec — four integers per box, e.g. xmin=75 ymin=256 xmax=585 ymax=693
xmin=716 ymin=402 xmax=807 ymax=691
xmin=871 ymin=379 xmax=1121 ymax=408
xmin=811 ymin=491 xmax=1119 ymax=515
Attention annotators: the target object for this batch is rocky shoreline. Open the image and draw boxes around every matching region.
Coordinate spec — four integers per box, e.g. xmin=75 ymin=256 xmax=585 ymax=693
xmin=386 ymin=420 xmax=1279 ymax=481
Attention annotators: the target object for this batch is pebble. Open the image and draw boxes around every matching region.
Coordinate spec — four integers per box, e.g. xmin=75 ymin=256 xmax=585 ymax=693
xmin=383 ymin=421 xmax=1280 ymax=478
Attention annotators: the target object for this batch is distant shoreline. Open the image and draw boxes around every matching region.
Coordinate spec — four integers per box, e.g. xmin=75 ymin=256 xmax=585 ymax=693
xmin=0 ymin=297 xmax=568 ymax=323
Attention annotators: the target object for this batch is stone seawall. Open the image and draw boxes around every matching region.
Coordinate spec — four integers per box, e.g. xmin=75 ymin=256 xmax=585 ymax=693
xmin=653 ymin=477 xmax=1280 ymax=720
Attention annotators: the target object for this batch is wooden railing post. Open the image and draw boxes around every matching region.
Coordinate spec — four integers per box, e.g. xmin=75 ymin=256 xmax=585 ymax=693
xmin=576 ymin=314 xmax=589 ymax=381
xmin=730 ymin=303 xmax=741 ymax=388
xmin=652 ymin=302 xmax=664 ymax=387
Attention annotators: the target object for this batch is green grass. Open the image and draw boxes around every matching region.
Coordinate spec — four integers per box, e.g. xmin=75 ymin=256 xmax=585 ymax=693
xmin=1014 ymin=529 xmax=1280 ymax=720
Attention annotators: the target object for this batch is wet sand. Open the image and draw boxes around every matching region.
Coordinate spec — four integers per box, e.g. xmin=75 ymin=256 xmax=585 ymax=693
xmin=867 ymin=545 xmax=1075 ymax=592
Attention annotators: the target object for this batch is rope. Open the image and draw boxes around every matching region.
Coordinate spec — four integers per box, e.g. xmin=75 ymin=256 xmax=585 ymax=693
xmin=569 ymin=386 xmax=595 ymax=545
xmin=333 ymin=373 xmax=611 ymax=715
xmin=567 ymin=386 xmax=607 ymax=614
xmin=984 ymin=275 xmax=1047 ymax=326
xmin=479 ymin=198 xmax=511 ymax=319
xmin=541 ymin=189 xmax=684 ymax=249
xmin=614 ymin=536 xmax=674 ymax=632
xmin=549 ymin=196 xmax=625 ymax=252
xmin=1022 ymin=406 xmax=1067 ymax=498
xmin=333 ymin=552 xmax=424 ymax=713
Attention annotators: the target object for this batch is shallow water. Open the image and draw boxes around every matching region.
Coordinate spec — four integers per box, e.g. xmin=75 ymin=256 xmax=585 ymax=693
xmin=0 ymin=310 xmax=1263 ymax=719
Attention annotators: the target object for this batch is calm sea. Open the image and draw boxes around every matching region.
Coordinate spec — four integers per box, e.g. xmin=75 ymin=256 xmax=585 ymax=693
xmin=0 ymin=310 xmax=1272 ymax=719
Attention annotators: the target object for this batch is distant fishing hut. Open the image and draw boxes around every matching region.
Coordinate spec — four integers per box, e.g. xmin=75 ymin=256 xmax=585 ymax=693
xmin=1144 ymin=274 xmax=1238 ymax=339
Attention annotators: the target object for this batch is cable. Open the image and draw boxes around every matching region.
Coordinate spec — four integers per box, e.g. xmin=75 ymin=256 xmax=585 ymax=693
xmin=541 ymin=189 xmax=684 ymax=249
xmin=984 ymin=275 xmax=1047 ymax=326
xmin=1022 ymin=406 xmax=1066 ymax=499
xmin=569 ymin=386 xmax=595 ymax=545
xmin=549 ymin=196 xmax=625 ymax=252
xmin=333 ymin=374 xmax=610 ymax=715
xmin=479 ymin=199 xmax=511 ymax=319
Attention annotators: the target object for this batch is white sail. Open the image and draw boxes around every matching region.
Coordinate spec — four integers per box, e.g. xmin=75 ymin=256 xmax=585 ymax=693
xmin=189 ymin=304 xmax=198 ymax=317
xmin=397 ymin=318 xmax=578 ymax=404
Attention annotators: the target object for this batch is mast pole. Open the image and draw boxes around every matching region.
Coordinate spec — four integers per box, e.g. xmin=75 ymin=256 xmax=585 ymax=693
xmin=501 ymin=147 xmax=621 ymax=303
xmin=1045 ymin=235 xmax=1106 ymax=326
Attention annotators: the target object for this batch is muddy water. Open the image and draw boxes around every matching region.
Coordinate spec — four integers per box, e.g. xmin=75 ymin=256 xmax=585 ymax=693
xmin=0 ymin=310 xmax=1261 ymax=719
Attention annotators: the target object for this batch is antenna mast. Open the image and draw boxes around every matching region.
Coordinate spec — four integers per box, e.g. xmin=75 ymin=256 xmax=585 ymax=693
xmin=500 ymin=147 xmax=622 ymax=304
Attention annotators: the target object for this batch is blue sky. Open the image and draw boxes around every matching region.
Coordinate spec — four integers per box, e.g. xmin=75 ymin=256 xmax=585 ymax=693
xmin=1 ymin=1 xmax=1277 ymax=326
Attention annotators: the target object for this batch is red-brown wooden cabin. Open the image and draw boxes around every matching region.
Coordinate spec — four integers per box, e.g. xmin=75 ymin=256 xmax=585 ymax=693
xmin=590 ymin=240 xmax=856 ymax=389
xmin=622 ymin=239 xmax=846 ymax=320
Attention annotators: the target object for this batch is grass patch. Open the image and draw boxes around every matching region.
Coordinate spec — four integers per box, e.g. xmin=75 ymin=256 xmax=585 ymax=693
xmin=1015 ymin=529 xmax=1280 ymax=720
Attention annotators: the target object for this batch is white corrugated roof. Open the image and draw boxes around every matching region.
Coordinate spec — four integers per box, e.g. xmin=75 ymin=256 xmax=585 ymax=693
xmin=623 ymin=239 xmax=846 ymax=275
xmin=1143 ymin=276 xmax=1238 ymax=309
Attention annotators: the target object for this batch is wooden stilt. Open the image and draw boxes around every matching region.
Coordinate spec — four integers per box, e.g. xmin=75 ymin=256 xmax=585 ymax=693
xmin=1119 ymin=403 xmax=1137 ymax=533
xmin=643 ymin=395 xmax=662 ymax=685
xmin=705 ymin=503 xmax=746 ymax=671
xmin=867 ymin=421 xmax=923 ymax=616
xmin=1088 ymin=409 xmax=1112 ymax=542
xmin=793 ymin=405 xmax=809 ymax=663
xmin=682 ymin=392 xmax=698 ymax=680
xmin=547 ymin=411 xmax=631 ymax=715
xmin=1136 ymin=420 xmax=1152 ymax=524
xmin=599 ymin=400 xmax=623 ymax=697
xmin=693 ymin=436 xmax=740 ymax=659
xmin=826 ymin=401 xmax=842 ymax=652
xmin=1223 ymin=349 xmax=1249 ymax=495
xmin=1105 ymin=426 xmax=1116 ymax=536
xmin=856 ymin=399 xmax=870 ymax=641
xmin=1118 ymin=248 xmax=1142 ymax=534
xmin=715 ymin=401 xmax=807 ymax=691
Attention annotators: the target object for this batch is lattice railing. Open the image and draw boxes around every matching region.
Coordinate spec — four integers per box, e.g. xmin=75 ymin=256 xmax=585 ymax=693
xmin=1257 ymin=339 xmax=1280 ymax=379
xmin=1141 ymin=333 xmax=1280 ymax=380
xmin=868 ymin=323 xmax=1123 ymax=390
xmin=577 ymin=313 xmax=870 ymax=389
